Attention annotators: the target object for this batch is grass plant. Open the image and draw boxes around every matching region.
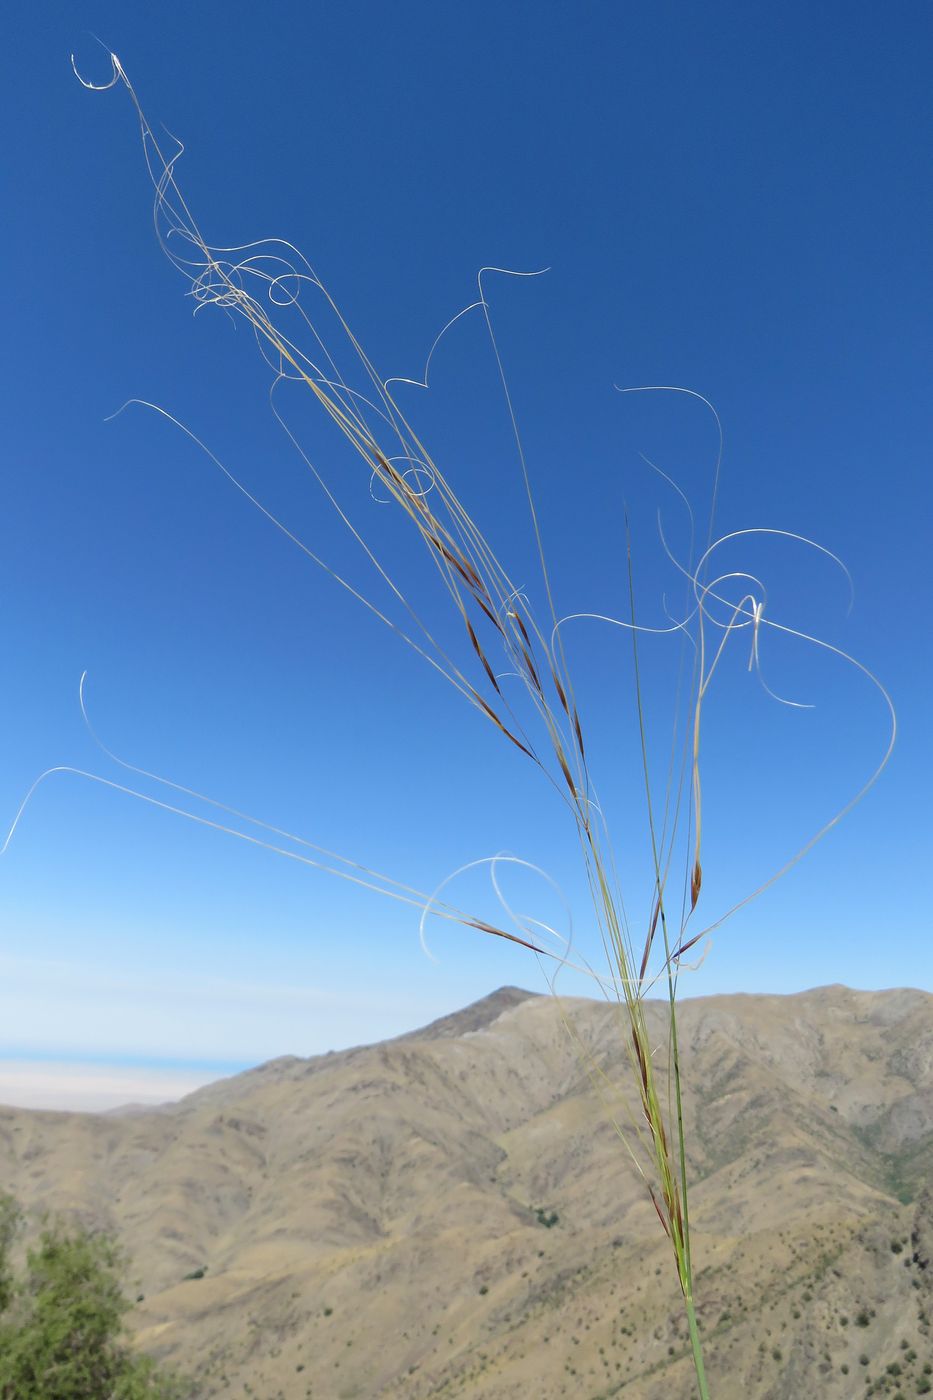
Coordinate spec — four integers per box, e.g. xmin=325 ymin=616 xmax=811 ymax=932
xmin=15 ymin=49 xmax=895 ymax=1397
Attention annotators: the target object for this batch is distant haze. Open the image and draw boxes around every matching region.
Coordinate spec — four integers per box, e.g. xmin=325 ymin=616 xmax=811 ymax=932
xmin=0 ymin=1059 xmax=232 ymax=1113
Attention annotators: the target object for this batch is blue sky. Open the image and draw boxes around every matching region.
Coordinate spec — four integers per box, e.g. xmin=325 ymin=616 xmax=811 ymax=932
xmin=2 ymin=2 xmax=929 ymax=1102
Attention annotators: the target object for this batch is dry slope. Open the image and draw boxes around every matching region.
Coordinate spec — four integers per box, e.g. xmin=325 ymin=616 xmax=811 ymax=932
xmin=1 ymin=985 xmax=932 ymax=1399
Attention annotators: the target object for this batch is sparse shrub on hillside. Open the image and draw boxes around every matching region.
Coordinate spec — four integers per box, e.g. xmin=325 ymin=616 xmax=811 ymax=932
xmin=0 ymin=1197 xmax=17 ymax=1319
xmin=0 ymin=1194 xmax=189 ymax=1399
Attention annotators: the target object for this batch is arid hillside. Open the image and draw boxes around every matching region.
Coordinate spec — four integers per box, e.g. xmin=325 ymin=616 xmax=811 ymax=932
xmin=1 ymin=985 xmax=931 ymax=1399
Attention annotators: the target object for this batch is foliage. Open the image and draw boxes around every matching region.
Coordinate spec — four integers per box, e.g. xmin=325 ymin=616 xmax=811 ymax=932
xmin=0 ymin=1194 xmax=189 ymax=1400
xmin=0 ymin=1197 xmax=19 ymax=1319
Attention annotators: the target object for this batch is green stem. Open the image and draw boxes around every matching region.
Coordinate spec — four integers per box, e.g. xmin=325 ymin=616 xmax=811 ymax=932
xmin=684 ymin=1292 xmax=710 ymax=1400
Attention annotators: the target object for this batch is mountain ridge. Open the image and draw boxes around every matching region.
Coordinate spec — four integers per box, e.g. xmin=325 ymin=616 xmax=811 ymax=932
xmin=1 ymin=983 xmax=931 ymax=1398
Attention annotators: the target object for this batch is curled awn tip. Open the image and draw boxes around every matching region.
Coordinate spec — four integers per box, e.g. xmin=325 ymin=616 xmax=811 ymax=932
xmin=383 ymin=301 xmax=484 ymax=395
xmin=70 ymin=43 xmax=124 ymax=92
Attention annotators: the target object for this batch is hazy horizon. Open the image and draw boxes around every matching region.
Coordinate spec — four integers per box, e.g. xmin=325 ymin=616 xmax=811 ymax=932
xmin=3 ymin=980 xmax=929 ymax=1112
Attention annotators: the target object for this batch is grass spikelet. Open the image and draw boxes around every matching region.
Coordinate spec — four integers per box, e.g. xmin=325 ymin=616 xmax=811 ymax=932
xmin=690 ymin=858 xmax=703 ymax=910
xmin=464 ymin=617 xmax=502 ymax=694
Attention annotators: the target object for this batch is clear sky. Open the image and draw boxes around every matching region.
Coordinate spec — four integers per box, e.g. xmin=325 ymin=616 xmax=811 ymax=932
xmin=2 ymin=2 xmax=930 ymax=1105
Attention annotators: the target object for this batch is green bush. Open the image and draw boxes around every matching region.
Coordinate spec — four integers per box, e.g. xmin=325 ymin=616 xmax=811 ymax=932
xmin=0 ymin=1198 xmax=17 ymax=1318
xmin=0 ymin=1193 xmax=188 ymax=1399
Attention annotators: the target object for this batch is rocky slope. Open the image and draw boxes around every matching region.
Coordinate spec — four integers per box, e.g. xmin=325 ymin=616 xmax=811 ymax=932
xmin=1 ymin=985 xmax=931 ymax=1398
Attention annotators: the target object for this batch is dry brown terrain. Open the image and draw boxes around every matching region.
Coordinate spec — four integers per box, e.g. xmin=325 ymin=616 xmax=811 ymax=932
xmin=1 ymin=985 xmax=932 ymax=1399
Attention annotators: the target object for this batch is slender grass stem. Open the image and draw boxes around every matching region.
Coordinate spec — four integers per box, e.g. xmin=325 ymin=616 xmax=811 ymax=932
xmin=684 ymin=1292 xmax=710 ymax=1400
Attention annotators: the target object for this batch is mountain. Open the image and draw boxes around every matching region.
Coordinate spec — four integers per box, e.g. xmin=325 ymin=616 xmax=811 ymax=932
xmin=1 ymin=985 xmax=931 ymax=1398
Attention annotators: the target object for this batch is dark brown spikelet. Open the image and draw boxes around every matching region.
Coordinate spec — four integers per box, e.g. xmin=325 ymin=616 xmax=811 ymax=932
xmin=671 ymin=929 xmax=704 ymax=962
xmin=512 ymin=611 xmax=531 ymax=647
xmin=465 ymin=918 xmax=545 ymax=953
xmin=432 ymin=533 xmax=483 ymax=594
xmin=459 ymin=553 xmax=485 ymax=593
xmin=632 ymin=1028 xmax=651 ymax=1106
xmin=424 ymin=531 xmax=471 ymax=586
xmin=556 ymin=749 xmax=577 ymax=799
xmin=519 ymin=644 xmax=542 ymax=692
xmin=443 ymin=545 xmax=479 ymax=591
xmin=690 ymin=858 xmax=702 ymax=911
xmin=472 ymin=691 xmax=535 ymax=759
xmin=572 ymin=706 xmax=586 ymax=760
xmin=374 ymin=452 xmax=406 ymax=492
xmin=631 ymin=1030 xmax=671 ymax=1154
xmin=667 ymin=1189 xmax=685 ymax=1256
xmin=639 ymin=896 xmax=661 ymax=981
xmin=465 ymin=618 xmax=502 ymax=694
xmin=475 ymin=596 xmax=506 ymax=633
xmin=551 ymin=669 xmax=570 ymax=715
xmin=654 ymin=1105 xmax=670 ymax=1158
xmin=503 ymin=728 xmax=534 ymax=758
xmin=649 ymin=1186 xmax=672 ymax=1239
